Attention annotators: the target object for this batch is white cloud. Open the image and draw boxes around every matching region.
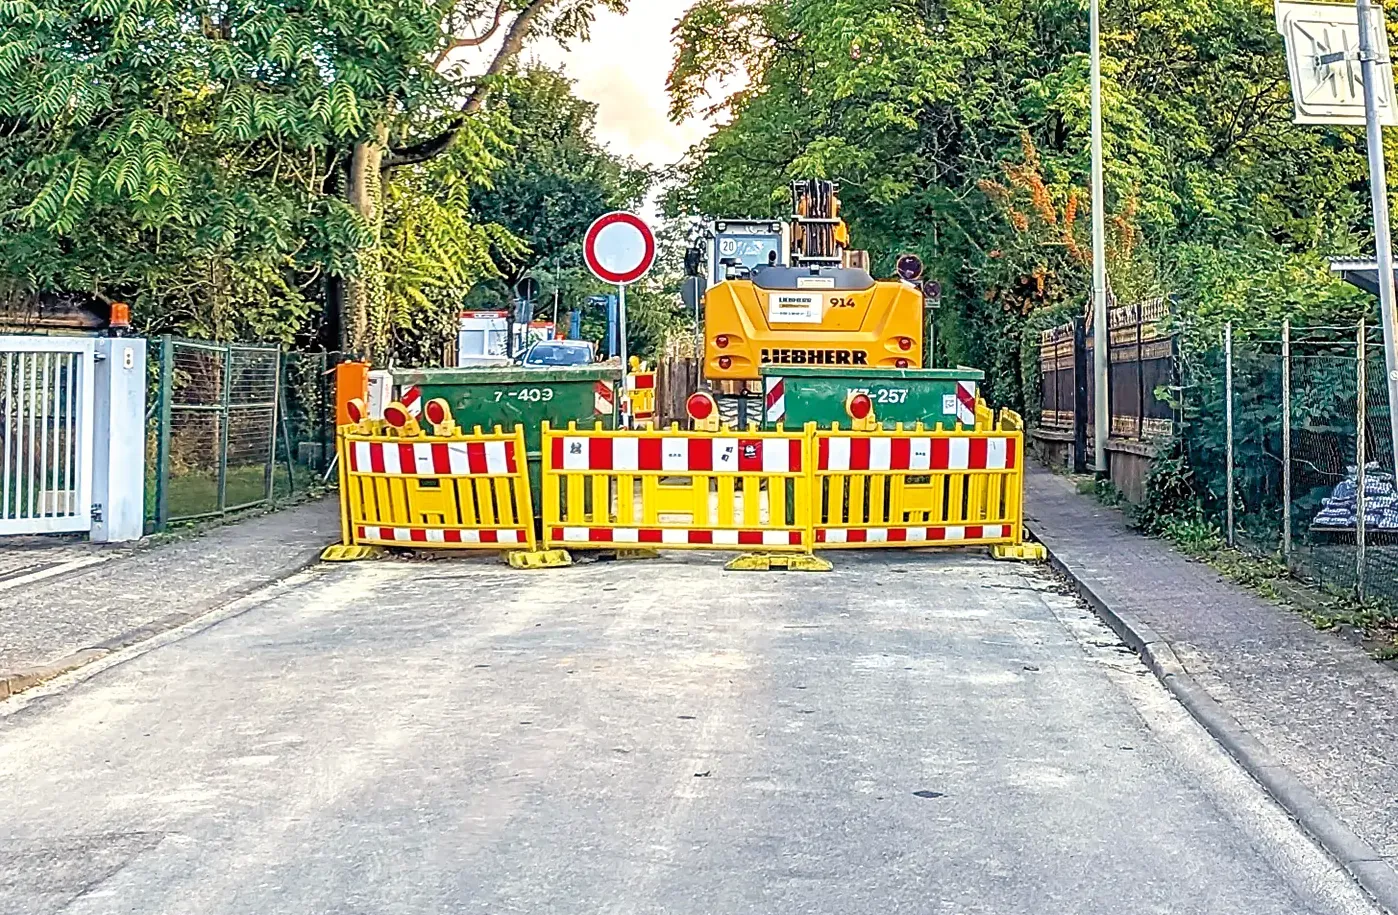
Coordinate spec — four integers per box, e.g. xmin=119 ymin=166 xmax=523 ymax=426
xmin=529 ymin=1 xmax=711 ymax=168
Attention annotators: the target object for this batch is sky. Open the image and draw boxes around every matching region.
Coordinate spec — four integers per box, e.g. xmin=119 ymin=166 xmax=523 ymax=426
xmin=529 ymin=2 xmax=710 ymax=170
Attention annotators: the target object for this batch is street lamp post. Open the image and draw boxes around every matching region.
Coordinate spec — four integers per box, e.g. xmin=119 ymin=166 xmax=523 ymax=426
xmin=1090 ymin=0 xmax=1110 ymax=474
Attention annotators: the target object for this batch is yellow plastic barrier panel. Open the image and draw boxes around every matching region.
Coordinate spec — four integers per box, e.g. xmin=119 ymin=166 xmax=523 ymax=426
xmin=810 ymin=414 xmax=1028 ymax=551
xmin=541 ymin=421 xmax=814 ymax=555
xmin=325 ymin=416 xmax=567 ymax=566
xmin=625 ymin=365 xmax=657 ymax=425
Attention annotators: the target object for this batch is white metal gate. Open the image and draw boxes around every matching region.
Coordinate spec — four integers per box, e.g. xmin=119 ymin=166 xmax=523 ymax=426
xmin=0 ymin=337 xmax=96 ymax=535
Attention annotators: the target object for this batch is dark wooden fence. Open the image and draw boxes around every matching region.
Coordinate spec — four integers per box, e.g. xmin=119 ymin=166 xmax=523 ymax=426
xmin=1035 ymin=298 xmax=1177 ymax=473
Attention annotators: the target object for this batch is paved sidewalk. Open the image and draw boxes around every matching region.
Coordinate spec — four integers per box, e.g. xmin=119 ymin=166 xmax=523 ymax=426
xmin=0 ymin=499 xmax=339 ymax=694
xmin=1026 ymin=467 xmax=1398 ymax=909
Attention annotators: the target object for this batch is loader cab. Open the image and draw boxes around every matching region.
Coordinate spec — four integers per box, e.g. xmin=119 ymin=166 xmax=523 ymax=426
xmin=687 ymin=220 xmax=790 ymax=288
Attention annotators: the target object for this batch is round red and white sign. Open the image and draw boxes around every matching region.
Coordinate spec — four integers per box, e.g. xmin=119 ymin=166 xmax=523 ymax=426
xmin=583 ymin=212 xmax=656 ymax=286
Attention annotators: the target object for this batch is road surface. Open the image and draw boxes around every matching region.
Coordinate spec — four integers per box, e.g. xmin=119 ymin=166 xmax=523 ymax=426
xmin=0 ymin=551 xmax=1383 ymax=914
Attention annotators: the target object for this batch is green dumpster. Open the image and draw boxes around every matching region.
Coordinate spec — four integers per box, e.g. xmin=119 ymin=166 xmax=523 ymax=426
xmin=760 ymin=365 xmax=986 ymax=430
xmin=392 ymin=364 xmax=621 ymax=511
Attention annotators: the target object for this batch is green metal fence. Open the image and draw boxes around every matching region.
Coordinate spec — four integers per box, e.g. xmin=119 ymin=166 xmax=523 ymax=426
xmin=148 ymin=337 xmax=339 ymax=531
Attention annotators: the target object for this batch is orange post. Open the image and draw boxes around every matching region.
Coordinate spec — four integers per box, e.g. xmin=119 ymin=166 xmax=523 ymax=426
xmin=335 ymin=362 xmax=370 ymax=426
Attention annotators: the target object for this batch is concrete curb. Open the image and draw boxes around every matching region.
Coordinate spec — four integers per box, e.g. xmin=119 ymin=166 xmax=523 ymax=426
xmin=1034 ymin=532 xmax=1398 ymax=914
xmin=0 ymin=545 xmax=327 ymax=701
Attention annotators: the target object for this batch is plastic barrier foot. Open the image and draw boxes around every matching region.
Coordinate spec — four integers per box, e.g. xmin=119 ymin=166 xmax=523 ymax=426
xmin=991 ymin=542 xmax=1048 ymax=562
xmin=320 ymin=544 xmax=385 ymax=562
xmin=507 ymin=549 xmax=573 ymax=570
xmin=604 ymin=549 xmax=661 ymax=561
xmin=725 ymin=553 xmax=834 ymax=572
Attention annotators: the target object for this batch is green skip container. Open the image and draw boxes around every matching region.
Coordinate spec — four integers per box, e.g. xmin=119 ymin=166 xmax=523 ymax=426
xmin=759 ymin=365 xmax=987 ymax=430
xmin=392 ymin=364 xmax=622 ymax=510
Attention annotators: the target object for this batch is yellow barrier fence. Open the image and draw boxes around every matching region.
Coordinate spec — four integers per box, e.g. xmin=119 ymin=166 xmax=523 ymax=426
xmin=541 ymin=421 xmax=812 ymax=554
xmin=324 ymin=400 xmax=1041 ymax=566
xmin=810 ymin=410 xmax=1030 ymax=555
xmin=625 ymin=367 xmax=657 ymax=425
xmin=332 ymin=421 xmax=543 ymax=558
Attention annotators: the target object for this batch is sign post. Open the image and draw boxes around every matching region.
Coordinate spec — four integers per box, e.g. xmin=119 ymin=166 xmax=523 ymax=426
xmin=1277 ymin=0 xmax=1398 ymax=472
xmin=583 ymin=211 xmax=657 ymax=426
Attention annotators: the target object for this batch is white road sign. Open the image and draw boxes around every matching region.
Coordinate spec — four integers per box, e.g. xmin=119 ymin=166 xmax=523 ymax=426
xmin=1276 ymin=0 xmax=1397 ymax=125
xmin=583 ymin=212 xmax=656 ymax=286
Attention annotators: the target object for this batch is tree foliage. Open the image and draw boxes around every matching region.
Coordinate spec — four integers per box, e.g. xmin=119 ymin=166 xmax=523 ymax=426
xmin=0 ymin=0 xmax=452 ymax=342
xmin=0 ymin=0 xmax=632 ymax=355
xmin=465 ymin=67 xmax=678 ymax=355
xmin=667 ymin=0 xmax=1382 ymax=406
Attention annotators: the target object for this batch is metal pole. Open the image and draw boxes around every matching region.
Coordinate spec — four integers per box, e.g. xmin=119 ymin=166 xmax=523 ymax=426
xmin=1073 ymin=316 xmax=1088 ymax=473
xmin=217 ymin=345 xmax=232 ymax=514
xmin=1358 ymin=319 xmax=1368 ymax=599
xmin=1282 ymin=319 xmax=1293 ymax=567
xmin=617 ymin=282 xmax=631 ymax=428
xmin=506 ymin=301 xmax=515 ymax=361
xmin=154 ymin=335 xmax=174 ymax=532
xmin=1090 ymin=0 xmax=1109 ymax=474
xmin=1357 ymin=0 xmax=1398 ymax=477
xmin=552 ymin=288 xmax=560 ymax=334
xmin=1225 ymin=321 xmax=1235 ymax=548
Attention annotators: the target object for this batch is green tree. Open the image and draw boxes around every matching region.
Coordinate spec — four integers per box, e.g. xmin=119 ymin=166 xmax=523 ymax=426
xmin=667 ymin=0 xmax=1380 ymax=406
xmin=0 ymin=0 xmax=448 ymax=342
xmin=466 ymin=67 xmax=675 ymax=353
xmin=352 ymin=0 xmax=632 ymax=358
xmin=0 ymin=0 xmax=630 ymax=357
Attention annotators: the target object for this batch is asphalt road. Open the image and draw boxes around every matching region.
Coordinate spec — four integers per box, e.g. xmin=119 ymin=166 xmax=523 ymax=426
xmin=0 ymin=551 xmax=1383 ymax=915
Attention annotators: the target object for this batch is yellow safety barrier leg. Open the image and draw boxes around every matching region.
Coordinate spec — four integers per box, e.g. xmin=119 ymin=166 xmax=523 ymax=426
xmin=991 ymin=540 xmax=1047 ymax=562
xmin=602 ymin=549 xmax=662 ymax=561
xmin=507 ymin=549 xmax=574 ymax=570
xmin=725 ymin=553 xmax=833 ymax=572
xmin=321 ymin=544 xmax=386 ymax=562
xmin=322 ymin=423 xmax=387 ymax=562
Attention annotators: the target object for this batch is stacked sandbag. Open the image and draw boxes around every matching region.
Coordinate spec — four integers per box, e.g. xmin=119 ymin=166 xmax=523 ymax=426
xmin=1312 ymin=463 xmax=1398 ymax=530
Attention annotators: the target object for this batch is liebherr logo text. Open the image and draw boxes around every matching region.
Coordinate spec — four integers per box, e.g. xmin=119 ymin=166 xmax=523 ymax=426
xmin=761 ymin=348 xmax=869 ymax=366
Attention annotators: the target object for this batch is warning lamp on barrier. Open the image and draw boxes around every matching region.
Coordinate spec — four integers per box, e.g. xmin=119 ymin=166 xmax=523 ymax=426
xmin=845 ymin=391 xmax=878 ymax=431
xmin=382 ymin=401 xmax=422 ymax=437
xmin=345 ymin=398 xmax=366 ymax=426
xmin=687 ymin=391 xmax=720 ymax=432
xmin=424 ymin=397 xmax=458 ymax=436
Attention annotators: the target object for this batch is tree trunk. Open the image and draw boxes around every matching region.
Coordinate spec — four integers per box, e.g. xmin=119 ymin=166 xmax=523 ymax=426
xmin=346 ymin=126 xmax=388 ymax=359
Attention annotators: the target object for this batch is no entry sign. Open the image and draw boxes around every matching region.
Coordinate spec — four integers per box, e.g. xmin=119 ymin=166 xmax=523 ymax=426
xmin=584 ymin=212 xmax=656 ymax=286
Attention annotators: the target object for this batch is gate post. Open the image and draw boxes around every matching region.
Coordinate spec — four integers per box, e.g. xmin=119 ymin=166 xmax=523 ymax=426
xmin=91 ymin=338 xmax=147 ymax=543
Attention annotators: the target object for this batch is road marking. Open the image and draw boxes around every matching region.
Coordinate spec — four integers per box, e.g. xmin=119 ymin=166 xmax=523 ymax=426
xmin=0 ymin=555 xmax=110 ymax=593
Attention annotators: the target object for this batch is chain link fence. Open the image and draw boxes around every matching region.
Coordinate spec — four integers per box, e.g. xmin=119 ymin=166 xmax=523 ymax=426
xmin=1192 ymin=321 xmax=1398 ymax=604
xmin=147 ymin=338 xmax=339 ymax=531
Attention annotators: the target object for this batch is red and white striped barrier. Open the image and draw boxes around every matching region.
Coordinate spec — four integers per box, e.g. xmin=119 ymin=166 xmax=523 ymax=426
xmin=953 ymin=380 xmax=977 ymax=426
xmin=594 ymin=380 xmax=615 ymax=416
xmin=551 ymin=435 xmax=803 ymax=474
xmin=814 ymin=525 xmax=1013 ymax=544
xmin=358 ymin=526 xmax=528 ymax=545
xmin=349 ymin=439 xmax=518 ymax=476
xmin=550 ymin=527 xmax=804 ymax=547
xmin=400 ymin=385 xmax=423 ymax=419
xmin=765 ymin=376 xmax=786 ymax=425
xmin=816 ymin=435 xmax=1016 ymax=472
